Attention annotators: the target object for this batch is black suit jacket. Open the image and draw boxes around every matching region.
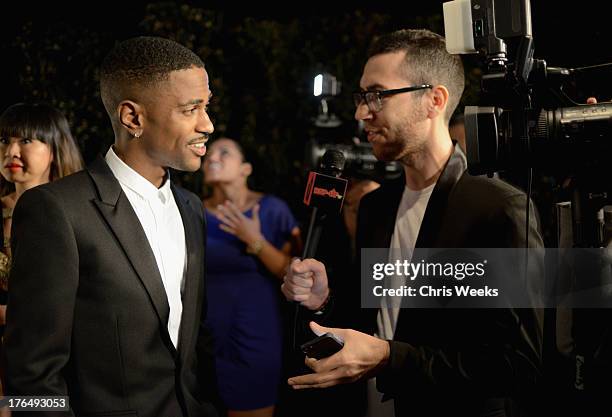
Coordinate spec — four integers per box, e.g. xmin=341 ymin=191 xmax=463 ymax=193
xmin=344 ymin=145 xmax=544 ymax=416
xmin=5 ymin=157 xmax=218 ymax=417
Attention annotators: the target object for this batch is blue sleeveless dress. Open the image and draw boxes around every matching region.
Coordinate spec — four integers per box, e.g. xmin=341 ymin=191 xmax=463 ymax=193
xmin=205 ymin=195 xmax=297 ymax=410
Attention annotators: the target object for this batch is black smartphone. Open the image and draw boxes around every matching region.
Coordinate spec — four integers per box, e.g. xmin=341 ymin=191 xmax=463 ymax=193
xmin=300 ymin=332 xmax=344 ymax=359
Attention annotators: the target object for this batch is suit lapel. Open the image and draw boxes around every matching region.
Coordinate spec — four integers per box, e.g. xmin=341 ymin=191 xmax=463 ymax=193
xmin=172 ymin=185 xmax=203 ymax=358
xmin=87 ymin=157 xmax=175 ymax=354
xmin=358 ymin=176 xmax=404 ymax=333
xmin=371 ymin=176 xmax=405 ymax=249
xmin=415 ymin=143 xmax=467 ymax=248
xmin=396 ymin=144 xmax=467 ymax=335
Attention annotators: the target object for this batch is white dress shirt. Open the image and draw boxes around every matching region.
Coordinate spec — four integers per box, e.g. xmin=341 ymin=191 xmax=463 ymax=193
xmin=105 ymin=147 xmax=186 ymax=348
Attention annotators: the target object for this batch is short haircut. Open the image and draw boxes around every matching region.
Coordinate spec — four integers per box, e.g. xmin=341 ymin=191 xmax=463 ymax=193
xmin=99 ymin=36 xmax=205 ymax=119
xmin=368 ymin=29 xmax=465 ymax=123
xmin=0 ymin=102 xmax=84 ymax=191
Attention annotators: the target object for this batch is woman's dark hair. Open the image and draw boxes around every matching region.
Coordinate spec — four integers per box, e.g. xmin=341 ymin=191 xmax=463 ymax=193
xmin=0 ymin=102 xmax=84 ymax=194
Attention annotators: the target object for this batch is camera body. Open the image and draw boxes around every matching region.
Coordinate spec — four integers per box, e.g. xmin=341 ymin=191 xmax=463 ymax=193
xmin=443 ymin=0 xmax=611 ymax=176
xmin=309 ymin=74 xmax=402 ymax=182
xmin=306 ymin=139 xmax=402 ymax=183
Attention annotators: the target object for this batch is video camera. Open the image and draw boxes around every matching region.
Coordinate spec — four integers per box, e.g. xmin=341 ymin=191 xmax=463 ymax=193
xmin=308 ymin=72 xmax=402 ymax=182
xmin=443 ymin=0 xmax=611 ymax=176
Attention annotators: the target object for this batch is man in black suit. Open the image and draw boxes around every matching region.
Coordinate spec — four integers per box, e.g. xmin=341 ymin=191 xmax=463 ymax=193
xmin=282 ymin=29 xmax=543 ymax=417
xmin=5 ymin=37 xmax=218 ymax=417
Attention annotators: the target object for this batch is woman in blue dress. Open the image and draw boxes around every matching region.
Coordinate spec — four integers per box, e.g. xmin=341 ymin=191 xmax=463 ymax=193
xmin=202 ymin=137 xmax=300 ymax=417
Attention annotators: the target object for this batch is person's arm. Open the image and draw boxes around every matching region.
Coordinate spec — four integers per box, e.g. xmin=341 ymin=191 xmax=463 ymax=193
xmin=287 ymin=321 xmax=389 ymax=389
xmin=244 ymin=226 xmax=299 ymax=279
xmin=4 ymin=187 xmax=78 ymax=416
xmin=289 ymin=191 xmax=543 ymax=397
xmin=285 ymin=308 xmax=541 ymax=396
xmin=376 ymin=191 xmax=543 ymax=397
xmin=376 ymin=313 xmax=541 ymax=398
xmin=281 ymin=258 xmax=330 ymax=311
xmin=289 ymin=300 xmax=541 ymax=397
xmin=215 ymin=200 xmax=295 ymax=278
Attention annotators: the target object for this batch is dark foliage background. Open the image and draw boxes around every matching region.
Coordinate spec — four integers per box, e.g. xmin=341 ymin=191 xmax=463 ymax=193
xmin=1 ymin=1 xmax=609 ymax=224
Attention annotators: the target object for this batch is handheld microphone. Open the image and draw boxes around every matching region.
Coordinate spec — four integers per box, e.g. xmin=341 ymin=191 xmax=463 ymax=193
xmin=301 ymin=149 xmax=348 ymax=259
xmin=292 ymin=149 xmax=347 ymax=349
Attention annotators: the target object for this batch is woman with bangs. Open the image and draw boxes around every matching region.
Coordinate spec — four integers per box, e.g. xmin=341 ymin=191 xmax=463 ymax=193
xmin=0 ymin=102 xmax=84 ymax=405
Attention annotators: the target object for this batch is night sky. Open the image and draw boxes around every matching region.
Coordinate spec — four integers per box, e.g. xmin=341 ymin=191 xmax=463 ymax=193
xmin=2 ymin=1 xmax=609 ymax=107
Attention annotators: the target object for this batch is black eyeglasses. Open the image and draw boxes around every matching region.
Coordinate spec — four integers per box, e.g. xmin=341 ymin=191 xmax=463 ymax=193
xmin=353 ymin=84 xmax=432 ymax=112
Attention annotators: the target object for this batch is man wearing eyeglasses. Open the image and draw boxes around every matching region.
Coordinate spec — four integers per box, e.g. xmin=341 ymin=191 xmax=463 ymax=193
xmin=282 ymin=29 xmax=543 ymax=417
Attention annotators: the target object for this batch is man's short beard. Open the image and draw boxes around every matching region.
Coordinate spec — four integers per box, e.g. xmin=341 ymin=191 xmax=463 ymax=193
xmin=390 ymin=126 xmax=427 ymax=167
xmin=399 ymin=147 xmax=427 ymax=168
xmin=394 ymin=108 xmax=428 ymax=166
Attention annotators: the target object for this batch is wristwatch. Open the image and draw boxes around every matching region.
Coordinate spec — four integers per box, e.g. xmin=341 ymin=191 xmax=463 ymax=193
xmin=246 ymin=238 xmax=264 ymax=256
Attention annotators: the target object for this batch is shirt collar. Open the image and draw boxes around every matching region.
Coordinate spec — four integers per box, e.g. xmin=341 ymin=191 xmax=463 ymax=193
xmin=105 ymin=146 xmax=173 ymax=204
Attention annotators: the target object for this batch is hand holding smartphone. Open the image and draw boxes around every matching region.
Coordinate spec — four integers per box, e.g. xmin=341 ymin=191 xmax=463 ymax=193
xmin=300 ymin=332 xmax=344 ymax=359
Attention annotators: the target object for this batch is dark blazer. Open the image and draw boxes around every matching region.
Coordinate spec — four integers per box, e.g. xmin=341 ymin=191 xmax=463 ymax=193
xmin=353 ymin=145 xmax=544 ymax=416
xmin=5 ymin=157 xmax=218 ymax=417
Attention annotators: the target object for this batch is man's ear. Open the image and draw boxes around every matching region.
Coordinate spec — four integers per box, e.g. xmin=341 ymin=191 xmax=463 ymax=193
xmin=426 ymin=85 xmax=449 ymax=119
xmin=241 ymin=162 xmax=253 ymax=177
xmin=118 ymin=100 xmax=145 ymax=137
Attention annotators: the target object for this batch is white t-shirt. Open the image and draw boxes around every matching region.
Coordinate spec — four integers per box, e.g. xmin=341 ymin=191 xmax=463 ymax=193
xmin=366 ymin=182 xmax=435 ymax=417
xmin=378 ymin=182 xmax=435 ymax=340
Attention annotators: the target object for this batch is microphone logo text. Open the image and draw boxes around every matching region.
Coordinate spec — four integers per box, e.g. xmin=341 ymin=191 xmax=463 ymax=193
xmin=313 ymin=187 xmax=343 ymax=199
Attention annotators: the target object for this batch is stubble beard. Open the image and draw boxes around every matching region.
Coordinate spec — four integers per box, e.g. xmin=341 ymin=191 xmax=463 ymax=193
xmin=395 ymin=105 xmax=429 ymax=167
xmin=383 ymin=122 xmax=427 ymax=168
